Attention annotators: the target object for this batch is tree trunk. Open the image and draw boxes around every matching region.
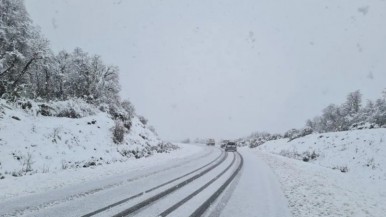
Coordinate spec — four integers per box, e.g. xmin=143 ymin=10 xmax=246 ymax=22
xmin=11 ymin=57 xmax=38 ymax=89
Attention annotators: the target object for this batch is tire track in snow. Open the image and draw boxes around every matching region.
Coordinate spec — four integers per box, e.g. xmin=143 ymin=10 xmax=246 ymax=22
xmin=1 ymin=147 xmax=217 ymax=217
xmin=82 ymin=149 xmax=225 ymax=217
xmin=110 ymin=151 xmax=229 ymax=217
xmin=158 ymin=152 xmax=238 ymax=217
xmin=189 ymin=152 xmax=244 ymax=217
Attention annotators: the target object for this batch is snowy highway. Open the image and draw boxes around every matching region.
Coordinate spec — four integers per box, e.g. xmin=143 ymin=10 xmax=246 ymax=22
xmin=0 ymin=145 xmax=290 ymax=217
xmin=2 ymin=0 xmax=386 ymax=216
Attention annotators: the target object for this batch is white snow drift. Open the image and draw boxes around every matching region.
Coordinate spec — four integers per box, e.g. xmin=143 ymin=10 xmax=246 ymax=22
xmin=257 ymin=129 xmax=386 ymax=217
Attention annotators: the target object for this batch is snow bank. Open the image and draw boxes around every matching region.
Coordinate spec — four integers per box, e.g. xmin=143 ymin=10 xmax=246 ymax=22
xmin=258 ymin=129 xmax=386 ymax=185
xmin=0 ymin=99 xmax=177 ymax=180
xmin=256 ymin=151 xmax=386 ymax=217
xmin=0 ymin=143 xmax=202 ymax=202
xmin=257 ymin=129 xmax=386 ymax=216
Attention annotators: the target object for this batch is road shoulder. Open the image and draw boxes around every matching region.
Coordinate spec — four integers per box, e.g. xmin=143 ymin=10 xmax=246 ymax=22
xmin=256 ymin=150 xmax=386 ymax=217
xmin=208 ymin=148 xmax=290 ymax=217
xmin=0 ymin=143 xmax=205 ymax=203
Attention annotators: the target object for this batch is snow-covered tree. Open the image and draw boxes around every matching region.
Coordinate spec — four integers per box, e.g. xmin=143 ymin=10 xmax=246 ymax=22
xmin=344 ymin=90 xmax=362 ymax=115
xmin=0 ymin=0 xmax=36 ymax=97
xmin=121 ymin=99 xmax=136 ymax=118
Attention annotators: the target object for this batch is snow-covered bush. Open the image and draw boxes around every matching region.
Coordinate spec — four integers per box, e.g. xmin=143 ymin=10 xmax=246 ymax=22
xmin=107 ymin=102 xmax=133 ymax=131
xmin=49 ymin=99 xmax=97 ymax=118
xmin=121 ymin=100 xmax=136 ymax=118
xmin=139 ymin=115 xmax=148 ymax=125
xmin=332 ymin=165 xmax=349 ymax=173
xmin=12 ymin=98 xmax=97 ymax=118
xmin=242 ymin=131 xmax=282 ymax=148
xmin=23 ymin=152 xmax=34 ymax=173
xmin=279 ymin=149 xmax=319 ymax=162
xmin=285 ymin=127 xmax=313 ymax=142
xmin=117 ymin=142 xmax=179 ymax=159
xmin=349 ymin=122 xmax=378 ymax=130
xmin=151 ymin=142 xmax=179 ymax=153
xmin=301 ymin=150 xmax=319 ymax=162
xmin=112 ymin=120 xmax=125 ymax=144
xmin=148 ymin=125 xmax=158 ymax=136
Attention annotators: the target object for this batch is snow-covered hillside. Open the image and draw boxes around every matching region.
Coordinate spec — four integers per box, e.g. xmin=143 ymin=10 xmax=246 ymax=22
xmin=257 ymin=129 xmax=386 ymax=216
xmin=259 ymin=129 xmax=386 ymax=183
xmin=0 ymin=99 xmax=177 ymax=180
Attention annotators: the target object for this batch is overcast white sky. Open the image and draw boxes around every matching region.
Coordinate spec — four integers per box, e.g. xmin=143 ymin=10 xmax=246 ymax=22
xmin=25 ymin=0 xmax=386 ymax=140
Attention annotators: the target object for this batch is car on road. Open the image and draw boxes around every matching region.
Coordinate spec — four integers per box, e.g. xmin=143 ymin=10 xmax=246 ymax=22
xmin=225 ymin=142 xmax=237 ymax=152
xmin=206 ymin=138 xmax=215 ymax=146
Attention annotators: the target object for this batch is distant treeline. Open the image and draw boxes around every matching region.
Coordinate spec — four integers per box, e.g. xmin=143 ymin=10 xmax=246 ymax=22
xmin=243 ymin=89 xmax=386 ymax=147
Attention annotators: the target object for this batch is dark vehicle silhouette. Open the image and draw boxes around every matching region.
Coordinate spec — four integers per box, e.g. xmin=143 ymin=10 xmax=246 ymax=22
xmin=206 ymin=139 xmax=215 ymax=146
xmin=225 ymin=142 xmax=237 ymax=152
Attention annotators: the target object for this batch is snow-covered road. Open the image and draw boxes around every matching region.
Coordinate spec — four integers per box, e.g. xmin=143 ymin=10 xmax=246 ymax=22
xmin=0 ymin=145 xmax=290 ymax=217
xmin=205 ymin=149 xmax=290 ymax=217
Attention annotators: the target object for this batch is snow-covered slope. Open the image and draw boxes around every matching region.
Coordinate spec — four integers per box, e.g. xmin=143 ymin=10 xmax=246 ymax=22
xmin=258 ymin=129 xmax=386 ymax=184
xmin=0 ymin=99 xmax=176 ymax=180
xmin=256 ymin=150 xmax=386 ymax=217
xmin=257 ymin=129 xmax=386 ymax=216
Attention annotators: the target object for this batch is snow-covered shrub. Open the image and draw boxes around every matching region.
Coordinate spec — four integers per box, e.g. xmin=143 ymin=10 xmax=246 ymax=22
xmin=151 ymin=142 xmax=179 ymax=153
xmin=279 ymin=149 xmax=319 ymax=162
xmin=148 ymin=125 xmax=158 ymax=136
xmin=51 ymin=98 xmax=97 ymax=118
xmin=56 ymin=108 xmax=80 ymax=118
xmin=108 ymin=103 xmax=125 ymax=120
xmin=283 ymin=128 xmax=313 ymax=142
xmin=243 ymin=132 xmax=283 ymax=148
xmin=50 ymin=127 xmax=61 ymax=143
xmin=123 ymin=119 xmax=132 ymax=131
xmin=120 ymin=148 xmax=146 ymax=159
xmin=332 ymin=165 xmax=349 ymax=173
xmin=301 ymin=150 xmax=319 ymax=162
xmin=279 ymin=149 xmax=303 ymax=159
xmin=117 ymin=142 xmax=179 ymax=159
xmin=249 ymin=140 xmax=266 ymax=148
xmin=106 ymin=102 xmax=135 ymax=132
xmin=82 ymin=161 xmax=97 ymax=168
xmin=300 ymin=127 xmax=313 ymax=137
xmin=13 ymin=98 xmax=97 ymax=118
xmin=139 ymin=115 xmax=148 ymax=125
xmin=37 ymin=104 xmax=55 ymax=116
xmin=121 ymin=100 xmax=135 ymax=118
xmin=11 ymin=170 xmax=23 ymax=177
xmin=349 ymin=122 xmax=377 ymax=131
xmin=112 ymin=120 xmax=125 ymax=144
xmin=23 ymin=152 xmax=34 ymax=173
xmin=365 ymin=158 xmax=376 ymax=169
xmin=108 ymin=102 xmax=133 ymax=129
xmin=118 ymin=148 xmax=131 ymax=157
xmin=18 ymin=100 xmax=32 ymax=110
xmin=284 ymin=129 xmax=299 ymax=139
